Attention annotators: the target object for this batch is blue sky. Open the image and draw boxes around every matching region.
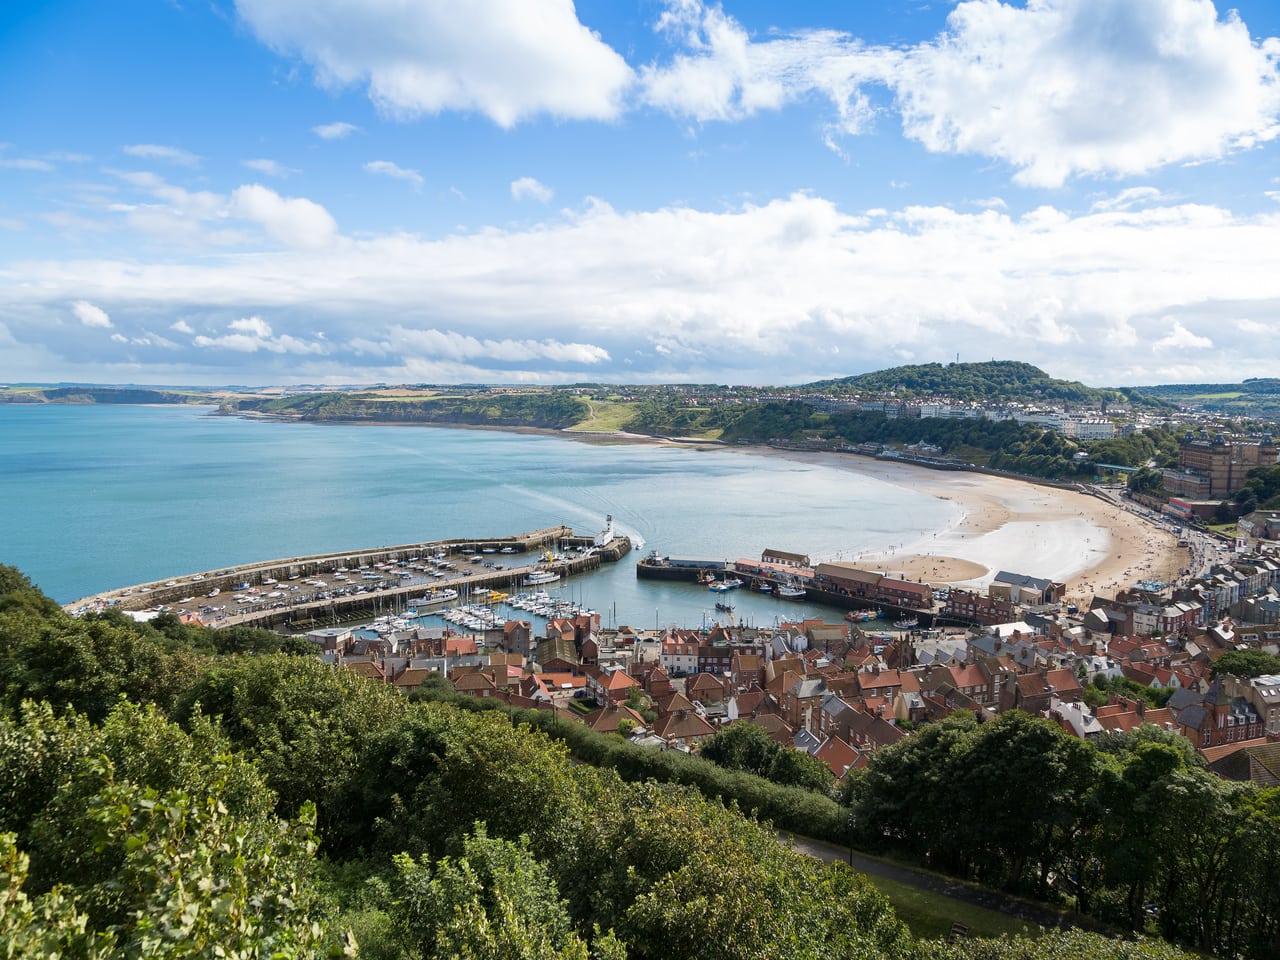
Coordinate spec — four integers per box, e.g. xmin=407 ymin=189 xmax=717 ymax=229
xmin=2 ymin=0 xmax=1279 ymax=388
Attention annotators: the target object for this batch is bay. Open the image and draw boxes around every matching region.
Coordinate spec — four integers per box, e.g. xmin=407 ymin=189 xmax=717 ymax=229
xmin=0 ymin=404 xmax=960 ymax=628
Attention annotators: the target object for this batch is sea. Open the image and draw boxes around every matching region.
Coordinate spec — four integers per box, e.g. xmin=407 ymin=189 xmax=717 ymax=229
xmin=0 ymin=404 xmax=962 ymax=629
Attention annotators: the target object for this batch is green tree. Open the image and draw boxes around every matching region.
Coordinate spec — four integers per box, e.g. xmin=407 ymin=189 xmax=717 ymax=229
xmin=386 ymin=825 xmax=622 ymax=960
xmin=0 ymin=701 xmax=340 ymax=958
xmin=174 ymin=654 xmax=409 ymax=845
xmin=1212 ymin=648 xmax=1280 ymax=679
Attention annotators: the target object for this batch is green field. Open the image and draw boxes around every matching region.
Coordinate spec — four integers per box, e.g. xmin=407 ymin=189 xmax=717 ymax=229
xmin=564 ymin=398 xmax=638 ymax=432
xmin=864 ymin=873 xmax=1048 ymax=941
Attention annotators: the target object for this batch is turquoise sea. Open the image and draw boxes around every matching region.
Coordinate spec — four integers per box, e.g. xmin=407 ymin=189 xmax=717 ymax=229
xmin=0 ymin=405 xmax=960 ymax=628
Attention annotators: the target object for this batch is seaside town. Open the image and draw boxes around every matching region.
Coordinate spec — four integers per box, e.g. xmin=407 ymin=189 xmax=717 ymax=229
xmin=80 ymin=424 xmax=1280 ymax=790
xmin=11 ymin=0 xmax=1280 ymax=955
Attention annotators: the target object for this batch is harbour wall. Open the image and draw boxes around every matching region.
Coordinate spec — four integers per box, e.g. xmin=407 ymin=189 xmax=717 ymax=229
xmin=66 ymin=527 xmax=631 ymax=630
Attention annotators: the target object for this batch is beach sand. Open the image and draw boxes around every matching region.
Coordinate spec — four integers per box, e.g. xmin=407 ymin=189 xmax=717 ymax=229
xmin=713 ymin=445 xmax=1187 ymax=605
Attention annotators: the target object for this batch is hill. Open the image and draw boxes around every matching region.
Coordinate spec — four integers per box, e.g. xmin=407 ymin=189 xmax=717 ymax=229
xmin=1140 ymin=378 xmax=1280 ymax=422
xmin=226 ymin=388 xmax=589 ymax=429
xmin=805 ymin=361 xmax=1169 ymax=409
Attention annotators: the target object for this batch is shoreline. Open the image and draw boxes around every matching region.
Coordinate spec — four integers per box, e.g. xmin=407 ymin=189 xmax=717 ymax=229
xmin=223 ymin=411 xmax=1185 ymax=604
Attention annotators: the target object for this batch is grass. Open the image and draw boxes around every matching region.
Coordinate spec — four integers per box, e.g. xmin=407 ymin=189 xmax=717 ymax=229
xmin=565 ymin=399 xmax=638 ymax=432
xmin=864 ymin=873 xmax=1048 ymax=941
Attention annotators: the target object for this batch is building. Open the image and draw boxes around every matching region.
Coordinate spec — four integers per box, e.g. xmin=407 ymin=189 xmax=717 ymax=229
xmin=1167 ymin=431 xmax=1278 ymax=500
xmin=1061 ymin=417 xmax=1115 ymax=440
xmin=1237 ymin=510 xmax=1280 ymax=553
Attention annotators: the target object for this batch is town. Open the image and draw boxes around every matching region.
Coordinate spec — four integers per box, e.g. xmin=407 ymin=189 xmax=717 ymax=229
xmin=290 ymin=503 xmax=1280 ymax=787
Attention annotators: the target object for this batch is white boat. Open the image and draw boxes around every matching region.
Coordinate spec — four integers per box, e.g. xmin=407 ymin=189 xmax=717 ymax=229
xmin=776 ymin=581 xmax=805 ymax=600
xmin=414 ymin=589 xmax=459 ymax=606
xmin=525 ymin=570 xmax=561 ymax=586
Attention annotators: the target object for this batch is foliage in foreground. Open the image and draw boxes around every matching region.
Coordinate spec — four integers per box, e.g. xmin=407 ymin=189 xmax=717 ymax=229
xmin=0 ymin=565 xmax=1212 ymax=960
xmin=848 ymin=711 xmax=1280 ymax=959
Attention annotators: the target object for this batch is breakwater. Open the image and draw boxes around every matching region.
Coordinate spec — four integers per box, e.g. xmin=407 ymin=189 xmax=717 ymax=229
xmin=66 ymin=527 xmax=632 ymax=630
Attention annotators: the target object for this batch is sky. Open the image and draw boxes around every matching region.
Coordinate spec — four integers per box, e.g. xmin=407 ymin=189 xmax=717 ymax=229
xmin=1 ymin=0 xmax=1279 ymax=389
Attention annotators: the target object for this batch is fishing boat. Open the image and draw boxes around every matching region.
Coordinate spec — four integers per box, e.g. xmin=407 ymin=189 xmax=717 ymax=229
xmin=715 ymin=600 xmax=734 ymax=612
xmin=893 ymin=616 xmax=920 ymax=630
xmin=775 ymin=580 xmax=805 ymax=600
xmin=844 ymin=608 xmax=880 ymax=623
xmin=525 ymin=570 xmax=561 ymax=586
xmin=707 ymin=577 xmax=743 ymax=592
xmin=756 ymin=581 xmax=773 ymax=594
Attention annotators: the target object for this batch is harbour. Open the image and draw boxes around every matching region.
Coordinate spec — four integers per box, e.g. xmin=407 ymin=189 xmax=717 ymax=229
xmin=66 ymin=521 xmax=634 ymax=632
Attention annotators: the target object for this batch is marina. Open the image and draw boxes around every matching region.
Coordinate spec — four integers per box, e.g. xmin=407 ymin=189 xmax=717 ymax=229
xmin=66 ymin=521 xmax=633 ymax=632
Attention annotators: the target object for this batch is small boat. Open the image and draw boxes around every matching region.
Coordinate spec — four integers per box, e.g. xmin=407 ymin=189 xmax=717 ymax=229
xmin=525 ymin=570 xmax=561 ymax=586
xmin=707 ymin=577 xmax=743 ymax=592
xmin=776 ymin=581 xmax=805 ymax=600
xmin=756 ymin=581 xmax=773 ymax=593
xmin=207 ymin=588 xmax=220 ymax=598
xmin=715 ymin=600 xmax=734 ymax=612
xmin=893 ymin=616 xmax=920 ymax=630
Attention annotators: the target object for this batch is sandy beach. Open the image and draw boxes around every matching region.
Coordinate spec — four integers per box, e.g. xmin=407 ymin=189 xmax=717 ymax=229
xmin=715 ymin=445 xmax=1186 ymax=604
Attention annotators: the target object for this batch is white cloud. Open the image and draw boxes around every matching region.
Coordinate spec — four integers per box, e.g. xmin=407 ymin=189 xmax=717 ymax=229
xmin=237 ymin=0 xmax=635 ymax=126
xmin=1 ymin=157 xmax=54 ymax=172
xmin=1154 ymin=320 xmax=1214 ymax=351
xmin=364 ymin=160 xmax=424 ymax=188
xmin=888 ymin=0 xmax=1280 ymax=186
xmin=71 ymin=301 xmax=112 ymax=328
xmin=193 ymin=316 xmax=329 ymax=354
xmin=171 ymin=320 xmax=195 ymax=334
xmin=8 ymin=193 xmax=1280 ymax=384
xmin=640 ymin=1 xmax=884 ymax=139
xmin=122 ymin=143 xmax=201 ymax=166
xmin=312 ymin=121 xmax=360 ymax=140
xmin=230 ymin=315 xmax=273 ymax=338
xmin=1090 ymin=187 xmax=1169 ymax=213
xmin=243 ymin=158 xmax=298 ymax=177
xmin=105 ymin=170 xmax=337 ymax=249
xmin=228 ymin=184 xmax=339 ymax=248
xmin=639 ymin=0 xmax=1280 ymax=185
xmin=511 ymin=176 xmax=553 ymax=203
xmin=390 ymin=326 xmax=608 ymax=364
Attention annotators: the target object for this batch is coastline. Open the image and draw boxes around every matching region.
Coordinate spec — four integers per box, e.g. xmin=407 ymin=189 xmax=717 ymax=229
xmin=713 ymin=444 xmax=1184 ymax=604
xmin=224 ymin=411 xmax=1186 ymax=604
